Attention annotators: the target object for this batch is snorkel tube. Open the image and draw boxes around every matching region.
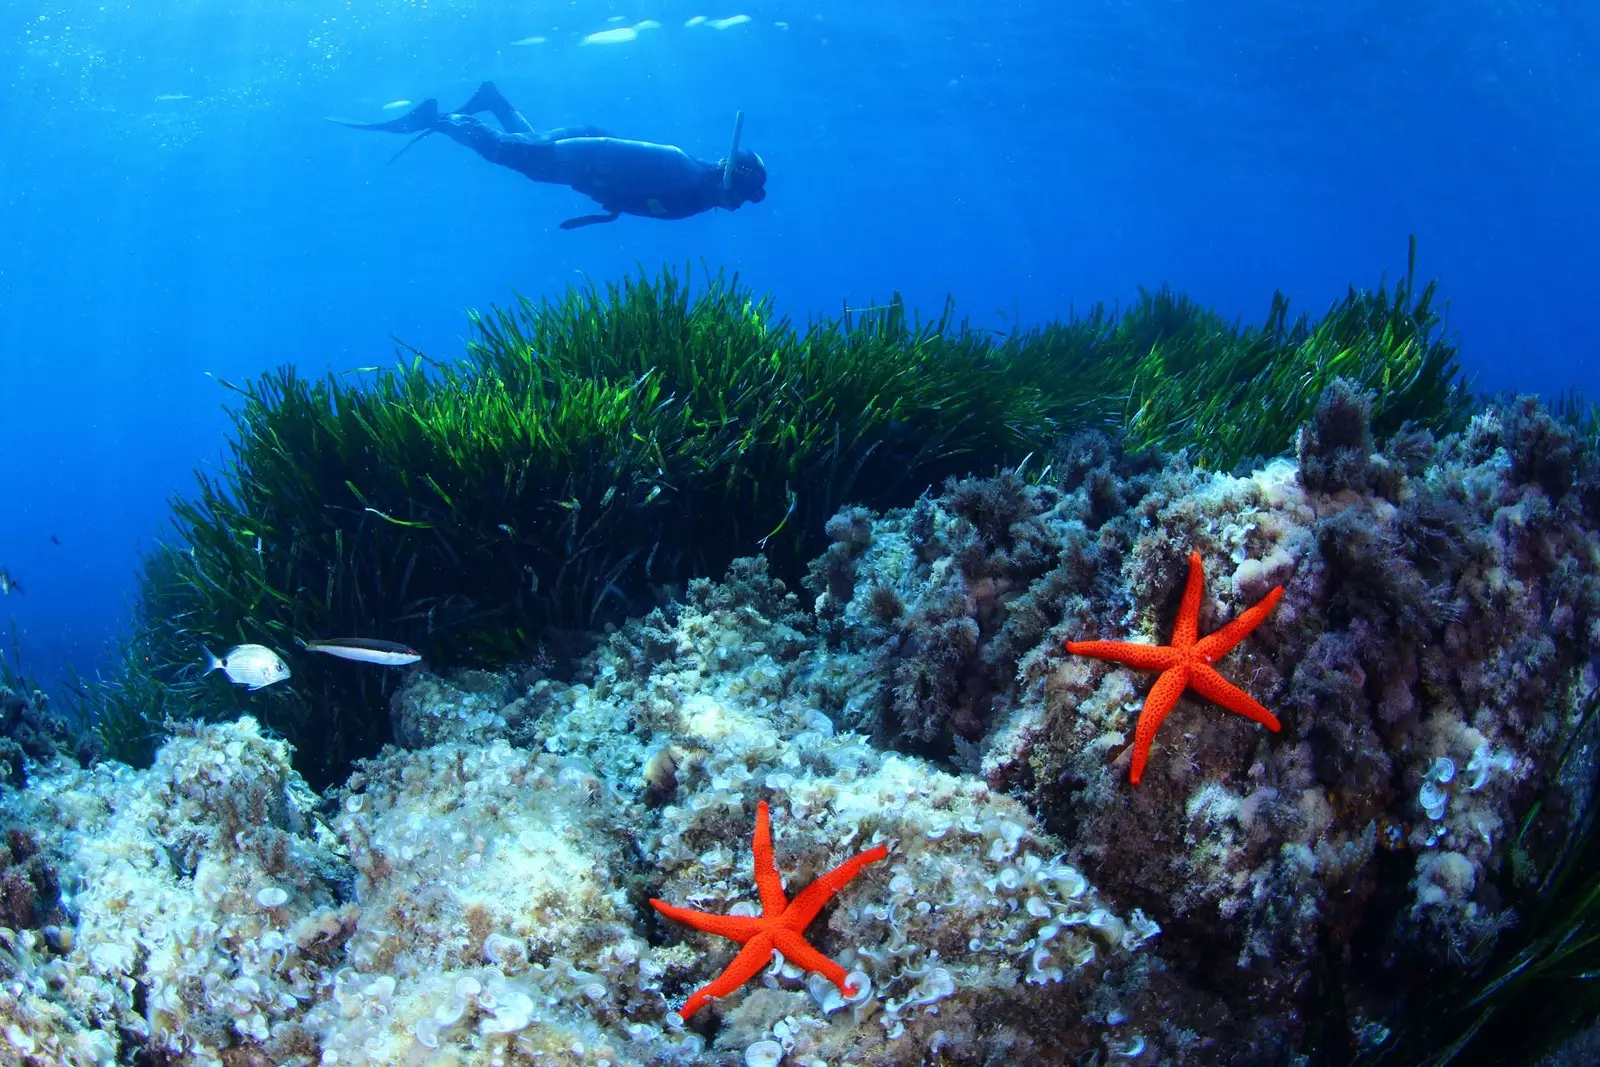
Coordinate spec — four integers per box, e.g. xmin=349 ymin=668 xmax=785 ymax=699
xmin=723 ymin=109 xmax=745 ymax=190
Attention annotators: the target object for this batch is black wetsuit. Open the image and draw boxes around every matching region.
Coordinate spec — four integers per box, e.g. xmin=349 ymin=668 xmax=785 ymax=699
xmin=334 ymin=83 xmax=768 ymax=230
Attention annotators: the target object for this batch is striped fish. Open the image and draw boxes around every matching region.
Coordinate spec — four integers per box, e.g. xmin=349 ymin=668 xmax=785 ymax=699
xmin=303 ymin=638 xmax=422 ymax=666
xmin=204 ymin=644 xmax=291 ymax=690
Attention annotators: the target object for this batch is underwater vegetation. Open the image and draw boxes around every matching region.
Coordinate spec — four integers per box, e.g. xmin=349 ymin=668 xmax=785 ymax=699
xmin=3 ymin=384 xmax=1597 ymax=1065
xmin=1005 ymin=237 xmax=1475 ymax=471
xmin=79 ymin=253 xmax=1474 ymax=788
xmin=7 ymin=243 xmax=1600 ymax=1063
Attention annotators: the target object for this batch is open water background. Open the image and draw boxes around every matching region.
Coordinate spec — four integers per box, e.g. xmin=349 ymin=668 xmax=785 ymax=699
xmin=1 ymin=0 xmax=1595 ymax=696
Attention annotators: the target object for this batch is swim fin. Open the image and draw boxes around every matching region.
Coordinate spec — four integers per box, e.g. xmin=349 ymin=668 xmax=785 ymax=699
xmin=456 ymin=81 xmax=504 ymax=116
xmin=453 ymin=81 xmax=534 ymax=135
xmin=325 ymin=98 xmax=440 ymax=134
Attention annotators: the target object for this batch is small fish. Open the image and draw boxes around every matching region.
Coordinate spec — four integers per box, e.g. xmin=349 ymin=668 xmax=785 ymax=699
xmin=0 ymin=568 xmax=21 ymax=595
xmin=303 ymin=638 xmax=422 ymax=667
xmin=50 ymin=534 xmax=61 ymax=546
xmin=154 ymin=93 xmax=190 ymax=102
xmin=510 ymin=35 xmax=548 ymax=46
xmin=382 ymin=99 xmax=412 ymax=110
xmin=203 ymin=644 xmax=291 ymax=690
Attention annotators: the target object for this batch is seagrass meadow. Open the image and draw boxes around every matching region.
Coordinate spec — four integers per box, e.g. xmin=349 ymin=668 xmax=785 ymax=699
xmin=80 ymin=251 xmax=1474 ymax=787
xmin=17 ymin=253 xmax=1600 ymax=1067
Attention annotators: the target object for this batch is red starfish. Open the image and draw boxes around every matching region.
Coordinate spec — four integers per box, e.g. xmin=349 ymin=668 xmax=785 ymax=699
xmin=1065 ymin=551 xmax=1284 ymax=785
xmin=650 ymin=800 xmax=889 ymax=1019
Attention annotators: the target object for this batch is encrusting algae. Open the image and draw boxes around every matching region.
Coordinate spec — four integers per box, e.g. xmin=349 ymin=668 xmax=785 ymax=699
xmin=2 ymin=383 xmax=1599 ymax=1064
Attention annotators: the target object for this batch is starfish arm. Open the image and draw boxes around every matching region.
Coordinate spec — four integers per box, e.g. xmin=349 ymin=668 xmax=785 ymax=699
xmin=771 ymin=927 xmax=853 ymax=989
xmin=1188 ymin=664 xmax=1282 ymax=731
xmin=783 ymin=843 xmax=891 ymax=930
xmin=1129 ymin=666 xmax=1190 ymax=785
xmin=1171 ymin=551 xmax=1207 ymax=648
xmin=1195 ymin=585 xmax=1284 ymax=661
xmin=750 ymin=801 xmax=789 ymax=916
xmin=650 ymin=899 xmax=764 ymax=942
xmin=675 ymin=935 xmax=775 ymax=1019
xmin=1064 ymin=639 xmax=1182 ymax=672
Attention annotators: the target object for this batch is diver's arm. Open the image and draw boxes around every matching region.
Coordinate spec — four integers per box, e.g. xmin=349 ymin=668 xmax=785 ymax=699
xmin=559 ymin=211 xmax=622 ymax=230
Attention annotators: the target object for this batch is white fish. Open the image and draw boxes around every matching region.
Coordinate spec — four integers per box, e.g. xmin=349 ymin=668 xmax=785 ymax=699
xmin=685 ymin=16 xmax=707 ymax=27
xmin=510 ymin=35 xmax=547 ymax=45
xmin=583 ymin=26 xmax=638 ymax=44
xmin=635 ymin=19 xmax=662 ymax=30
xmin=382 ymin=99 xmax=412 ymax=110
xmin=303 ymin=638 xmax=421 ymax=667
xmin=709 ymin=15 xmax=751 ymax=30
xmin=154 ymin=93 xmax=190 ymax=102
xmin=203 ymin=644 xmax=291 ymax=690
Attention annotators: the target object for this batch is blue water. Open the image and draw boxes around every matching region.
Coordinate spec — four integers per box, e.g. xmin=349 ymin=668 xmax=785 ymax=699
xmin=2 ymin=0 xmax=1597 ymax=699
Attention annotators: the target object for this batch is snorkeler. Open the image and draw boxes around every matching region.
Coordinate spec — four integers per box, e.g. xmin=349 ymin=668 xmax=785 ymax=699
xmin=329 ymin=82 xmax=767 ymax=230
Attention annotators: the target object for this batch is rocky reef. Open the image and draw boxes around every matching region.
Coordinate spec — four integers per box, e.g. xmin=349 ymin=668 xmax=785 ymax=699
xmin=0 ymin=388 xmax=1595 ymax=1065
xmin=0 ymin=674 xmax=96 ymax=789
xmin=0 ymin=689 xmax=1158 ymax=1064
xmin=804 ymin=387 xmax=1600 ymax=1057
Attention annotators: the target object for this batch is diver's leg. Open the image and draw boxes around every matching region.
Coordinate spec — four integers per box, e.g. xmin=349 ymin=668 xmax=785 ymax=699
xmin=539 ymin=125 xmax=615 ymax=140
xmin=456 ymin=81 xmax=535 ymax=135
xmin=433 ymin=116 xmax=559 ymax=179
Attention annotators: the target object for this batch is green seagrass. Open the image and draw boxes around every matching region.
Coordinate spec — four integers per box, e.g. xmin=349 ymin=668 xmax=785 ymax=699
xmin=87 ymin=254 xmax=1473 ymax=786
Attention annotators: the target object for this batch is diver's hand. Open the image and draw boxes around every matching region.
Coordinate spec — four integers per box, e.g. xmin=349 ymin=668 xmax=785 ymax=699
xmin=559 ymin=211 xmax=621 ymax=230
